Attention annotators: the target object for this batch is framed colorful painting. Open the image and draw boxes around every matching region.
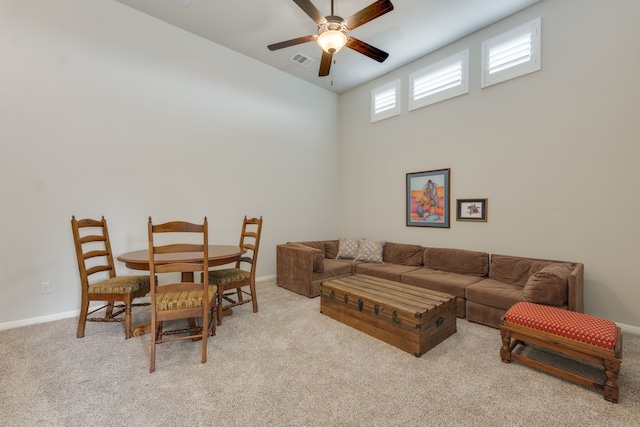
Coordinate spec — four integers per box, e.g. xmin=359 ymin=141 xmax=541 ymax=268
xmin=456 ymin=198 xmax=488 ymax=222
xmin=406 ymin=169 xmax=450 ymax=228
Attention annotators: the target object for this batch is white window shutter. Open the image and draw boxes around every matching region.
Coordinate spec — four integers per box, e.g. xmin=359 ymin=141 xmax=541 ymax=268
xmin=409 ymin=50 xmax=469 ymax=111
xmin=371 ymin=79 xmax=401 ymax=122
xmin=482 ymin=18 xmax=541 ymax=88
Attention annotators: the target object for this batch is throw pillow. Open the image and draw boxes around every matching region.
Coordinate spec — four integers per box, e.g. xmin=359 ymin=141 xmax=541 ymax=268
xmin=355 ymin=240 xmax=386 ymax=263
xmin=523 ymin=263 xmax=573 ymax=306
xmin=336 ymin=237 xmax=364 ymax=259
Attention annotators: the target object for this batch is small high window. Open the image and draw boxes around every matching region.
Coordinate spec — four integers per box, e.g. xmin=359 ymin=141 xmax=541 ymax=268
xmin=481 ymin=18 xmax=541 ymax=88
xmin=371 ymin=79 xmax=401 ymax=123
xmin=409 ymin=50 xmax=469 ymax=111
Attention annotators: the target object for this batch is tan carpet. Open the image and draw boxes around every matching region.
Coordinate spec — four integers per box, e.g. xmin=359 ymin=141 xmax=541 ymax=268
xmin=1 ymin=279 xmax=638 ymax=426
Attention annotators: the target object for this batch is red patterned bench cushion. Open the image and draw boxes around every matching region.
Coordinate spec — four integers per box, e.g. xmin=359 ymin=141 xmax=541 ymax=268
xmin=504 ymin=302 xmax=618 ymax=350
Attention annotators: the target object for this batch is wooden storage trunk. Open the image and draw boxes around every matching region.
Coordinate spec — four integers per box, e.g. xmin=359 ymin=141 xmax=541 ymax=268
xmin=321 ymin=275 xmax=456 ymax=357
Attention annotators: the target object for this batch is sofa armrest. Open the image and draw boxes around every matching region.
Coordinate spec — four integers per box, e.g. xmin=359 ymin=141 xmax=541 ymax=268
xmin=568 ymin=263 xmax=584 ymax=313
xmin=276 ymin=243 xmax=320 ymax=297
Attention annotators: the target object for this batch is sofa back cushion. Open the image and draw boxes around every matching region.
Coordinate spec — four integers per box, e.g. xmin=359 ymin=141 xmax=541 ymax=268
xmin=523 ymin=263 xmax=573 ymax=306
xmin=382 ymin=242 xmax=424 ymax=266
xmin=324 ymin=240 xmax=339 ymax=259
xmin=423 ymin=247 xmax=489 ymax=276
xmin=489 ymin=254 xmax=558 ymax=286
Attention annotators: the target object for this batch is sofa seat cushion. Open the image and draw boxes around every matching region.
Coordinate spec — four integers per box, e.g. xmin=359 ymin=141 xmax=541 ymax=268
xmin=354 ymin=263 xmax=423 ymax=282
xmin=382 ymin=242 xmax=424 ymax=266
xmin=423 ymin=247 xmax=489 ymax=276
xmin=312 ymin=259 xmax=358 ymax=281
xmin=465 ymin=278 xmax=528 ymax=311
xmin=401 ymin=268 xmax=485 ymax=298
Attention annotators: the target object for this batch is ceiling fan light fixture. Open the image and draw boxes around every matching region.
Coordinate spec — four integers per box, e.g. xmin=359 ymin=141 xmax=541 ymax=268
xmin=317 ymin=30 xmax=347 ymax=53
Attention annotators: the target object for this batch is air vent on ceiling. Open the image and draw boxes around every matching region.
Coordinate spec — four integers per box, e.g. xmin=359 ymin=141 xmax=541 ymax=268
xmin=290 ymin=53 xmax=315 ymax=67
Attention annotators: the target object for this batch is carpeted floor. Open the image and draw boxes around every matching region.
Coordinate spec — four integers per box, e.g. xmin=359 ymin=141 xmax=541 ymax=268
xmin=1 ymin=279 xmax=638 ymax=426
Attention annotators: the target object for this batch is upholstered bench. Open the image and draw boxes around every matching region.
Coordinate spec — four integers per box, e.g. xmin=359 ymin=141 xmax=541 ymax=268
xmin=500 ymin=302 xmax=622 ymax=403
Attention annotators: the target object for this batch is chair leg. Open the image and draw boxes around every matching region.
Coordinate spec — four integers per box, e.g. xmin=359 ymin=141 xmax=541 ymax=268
xmin=105 ymin=300 xmax=114 ymax=318
xmin=250 ymin=281 xmax=258 ymax=313
xmin=210 ymin=291 xmax=219 ymax=333
xmin=150 ymin=339 xmax=156 ymax=373
xmin=217 ymin=292 xmax=223 ymax=326
xmin=201 ymin=312 xmax=208 ymax=364
xmin=209 ymin=306 xmax=217 ymax=336
xmin=150 ymin=321 xmax=160 ymax=373
xmin=188 ymin=318 xmax=198 ymax=331
xmin=124 ymin=302 xmax=132 ymax=339
xmin=77 ymin=299 xmax=89 ymax=338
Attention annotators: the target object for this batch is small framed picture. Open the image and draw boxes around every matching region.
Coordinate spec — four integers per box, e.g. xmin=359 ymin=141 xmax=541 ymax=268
xmin=456 ymin=199 xmax=487 ymax=222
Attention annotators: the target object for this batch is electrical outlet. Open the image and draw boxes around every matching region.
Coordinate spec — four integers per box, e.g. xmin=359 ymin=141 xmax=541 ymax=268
xmin=41 ymin=281 xmax=51 ymax=294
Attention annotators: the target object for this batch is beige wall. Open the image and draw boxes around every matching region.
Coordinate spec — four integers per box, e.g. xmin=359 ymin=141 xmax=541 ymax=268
xmin=2 ymin=0 xmax=639 ymax=330
xmin=0 ymin=0 xmax=339 ymax=325
xmin=337 ymin=0 xmax=640 ymax=328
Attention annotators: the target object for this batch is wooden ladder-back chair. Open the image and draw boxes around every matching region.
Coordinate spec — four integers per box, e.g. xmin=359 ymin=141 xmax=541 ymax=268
xmin=208 ymin=216 xmax=263 ymax=325
xmin=148 ymin=217 xmax=217 ymax=373
xmin=71 ymin=216 xmax=150 ymax=339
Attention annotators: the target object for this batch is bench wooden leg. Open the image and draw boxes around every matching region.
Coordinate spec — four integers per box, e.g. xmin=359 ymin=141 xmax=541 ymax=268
xmin=603 ymin=358 xmax=621 ymax=403
xmin=500 ymin=329 xmax=512 ymax=363
xmin=500 ymin=322 xmax=622 ymax=403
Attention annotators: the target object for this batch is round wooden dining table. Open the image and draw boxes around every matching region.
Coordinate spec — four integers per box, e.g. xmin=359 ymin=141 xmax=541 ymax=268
xmin=117 ymin=245 xmax=245 ymax=336
xmin=117 ymin=245 xmax=245 ymax=281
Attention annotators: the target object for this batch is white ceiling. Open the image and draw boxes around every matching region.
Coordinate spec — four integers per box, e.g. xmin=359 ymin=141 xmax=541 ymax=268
xmin=113 ymin=0 xmax=540 ymax=94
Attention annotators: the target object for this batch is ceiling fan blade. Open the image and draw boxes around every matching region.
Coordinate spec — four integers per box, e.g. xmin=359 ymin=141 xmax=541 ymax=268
xmin=319 ymin=50 xmax=333 ymax=76
xmin=268 ymin=35 xmax=317 ymax=51
xmin=293 ymin=0 xmax=328 ymax=25
xmin=344 ymin=0 xmax=394 ymax=31
xmin=346 ymin=37 xmax=389 ymax=62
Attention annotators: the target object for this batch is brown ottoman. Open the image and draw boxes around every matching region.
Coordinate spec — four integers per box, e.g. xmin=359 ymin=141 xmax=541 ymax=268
xmin=500 ymin=302 xmax=622 ymax=403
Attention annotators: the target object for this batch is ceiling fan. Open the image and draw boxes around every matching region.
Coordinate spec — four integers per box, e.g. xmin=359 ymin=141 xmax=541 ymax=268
xmin=268 ymin=0 xmax=394 ymax=77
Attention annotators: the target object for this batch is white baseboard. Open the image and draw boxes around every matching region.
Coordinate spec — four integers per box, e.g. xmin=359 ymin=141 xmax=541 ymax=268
xmin=619 ymin=322 xmax=640 ymax=335
xmin=0 ymin=309 xmax=81 ymax=331
xmin=2 ymin=277 xmax=637 ymax=336
xmin=0 ymin=275 xmax=278 ymax=331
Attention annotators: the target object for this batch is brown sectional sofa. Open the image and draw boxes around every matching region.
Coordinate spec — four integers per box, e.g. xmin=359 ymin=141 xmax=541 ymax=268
xmin=276 ymin=240 xmax=584 ymax=328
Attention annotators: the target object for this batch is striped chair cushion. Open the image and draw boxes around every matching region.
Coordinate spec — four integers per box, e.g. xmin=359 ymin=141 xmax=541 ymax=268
xmin=505 ymin=301 xmax=618 ymax=350
xmin=155 ymin=285 xmax=217 ymax=311
xmin=208 ymin=268 xmax=251 ymax=285
xmin=89 ymin=275 xmax=150 ymax=294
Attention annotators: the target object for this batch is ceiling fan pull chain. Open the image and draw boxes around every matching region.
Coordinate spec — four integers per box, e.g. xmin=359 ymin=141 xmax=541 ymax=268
xmin=330 ymin=59 xmax=335 ymax=86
